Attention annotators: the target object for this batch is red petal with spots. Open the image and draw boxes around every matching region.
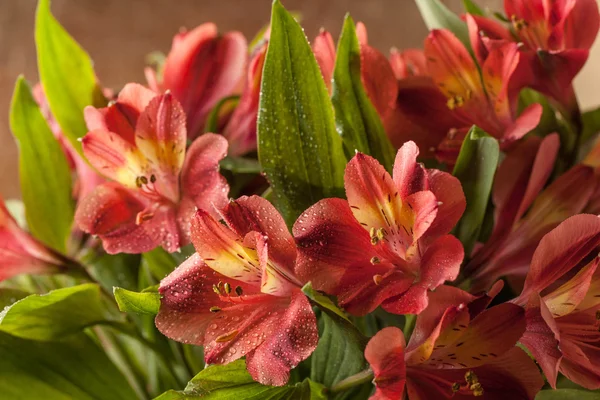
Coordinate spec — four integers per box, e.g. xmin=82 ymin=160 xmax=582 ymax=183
xmin=423 ymin=170 xmax=466 ymax=244
xmin=407 ymin=347 xmax=543 ymax=400
xmin=134 ymin=93 xmax=187 ymax=202
xmin=84 ymin=83 xmax=156 ymax=144
xmin=223 ymin=196 xmax=297 ymax=279
xmin=392 ymin=141 xmax=428 ymax=198
xmin=544 ymin=259 xmax=598 ymax=317
xmin=365 ymin=327 xmax=407 ymax=400
xmin=75 ymin=182 xmax=159 ymax=254
xmin=383 ymin=235 xmax=463 ymax=315
xmin=312 ymin=30 xmax=336 ymax=93
xmin=180 ymin=133 xmax=229 ymax=218
xmin=293 ymin=198 xmax=376 ymax=293
xmin=245 ymin=291 xmax=318 ymax=386
xmin=517 ymin=214 xmax=600 ymax=303
xmin=344 ymin=152 xmax=404 ymax=238
xmin=161 ymin=23 xmax=248 ymax=138
xmin=222 ymin=42 xmax=267 ymax=156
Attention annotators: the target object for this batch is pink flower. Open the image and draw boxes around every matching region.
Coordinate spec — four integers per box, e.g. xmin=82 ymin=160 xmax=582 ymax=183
xmin=75 ymin=84 xmax=229 ymax=254
xmin=294 ymin=141 xmax=466 ymax=315
xmin=0 ymin=196 xmax=68 ymax=281
xmin=155 ymin=195 xmax=318 ymax=386
xmin=514 ymin=214 xmax=600 ymax=389
xmin=145 ymin=23 xmax=247 ymax=139
xmin=365 ymin=285 xmax=543 ymax=399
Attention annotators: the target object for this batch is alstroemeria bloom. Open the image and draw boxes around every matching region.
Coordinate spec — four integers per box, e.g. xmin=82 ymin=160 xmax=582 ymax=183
xmin=0 ymin=196 xmax=69 ymax=281
xmin=294 ymin=142 xmax=466 ymax=315
xmin=33 ymin=84 xmax=104 ymax=200
xmin=505 ymin=0 xmax=600 ymax=114
xmin=220 ymin=42 xmax=267 ymax=156
xmin=155 ymin=195 xmax=318 ymax=386
xmin=514 ymin=214 xmax=600 ymax=389
xmin=365 ymin=286 xmax=543 ymax=399
xmin=145 ymin=23 xmax=247 ymax=139
xmin=424 ymin=28 xmax=542 ymax=159
xmin=465 ymin=134 xmax=596 ymax=291
xmin=75 ymin=84 xmax=229 ymax=254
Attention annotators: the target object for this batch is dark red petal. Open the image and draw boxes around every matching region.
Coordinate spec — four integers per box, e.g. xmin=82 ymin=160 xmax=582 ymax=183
xmin=361 ymin=42 xmax=398 ymax=121
xmin=245 ymin=291 xmax=318 ymax=386
xmin=518 ymin=214 xmax=600 ymax=303
xmin=365 ymin=327 xmax=407 ymax=400
xmin=293 ymin=198 xmax=378 ymax=296
xmin=392 ymin=141 xmax=428 ymax=198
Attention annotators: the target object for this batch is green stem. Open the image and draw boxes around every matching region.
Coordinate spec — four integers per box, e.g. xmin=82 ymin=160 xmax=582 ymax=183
xmin=329 ymin=369 xmax=374 ymax=393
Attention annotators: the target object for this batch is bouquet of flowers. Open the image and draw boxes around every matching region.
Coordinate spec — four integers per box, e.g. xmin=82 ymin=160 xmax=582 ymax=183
xmin=3 ymin=0 xmax=600 ymax=398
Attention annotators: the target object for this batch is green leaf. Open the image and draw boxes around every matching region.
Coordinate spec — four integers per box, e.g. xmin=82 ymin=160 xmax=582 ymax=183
xmin=85 ymin=252 xmax=141 ymax=292
xmin=0 ymin=288 xmax=30 ymax=309
xmin=257 ymin=0 xmax=346 ymax=226
xmin=535 ymin=389 xmax=600 ymax=400
xmin=332 ymin=14 xmax=396 ymax=170
xmin=416 ymin=0 xmax=471 ymax=49
xmin=581 ymin=106 xmax=600 ymax=145
xmin=220 ymin=156 xmax=263 ymax=174
xmin=9 ymin=77 xmax=73 ymax=253
xmin=36 ymin=0 xmax=106 ymax=156
xmin=155 ymin=360 xmax=327 ymax=399
xmin=462 ymin=0 xmax=484 ymax=15
xmin=114 ymin=287 xmax=161 ymax=315
xmin=452 ymin=126 xmax=499 ymax=256
xmin=143 ymin=247 xmax=178 ymax=281
xmin=0 ymin=284 xmax=109 ymax=340
xmin=0 ymin=332 xmax=137 ymax=400
xmin=204 ymin=95 xmax=239 ymax=134
xmin=302 ymin=282 xmax=350 ymax=323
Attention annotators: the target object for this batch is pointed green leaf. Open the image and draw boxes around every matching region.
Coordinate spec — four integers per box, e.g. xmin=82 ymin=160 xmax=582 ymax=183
xmin=258 ymin=0 xmax=346 ymax=226
xmin=0 ymin=332 xmax=137 ymax=400
xmin=0 ymin=284 xmax=109 ymax=340
xmin=142 ymin=247 xmax=178 ymax=281
xmin=114 ymin=287 xmax=161 ymax=315
xmin=581 ymin=106 xmax=600 ymax=145
xmin=9 ymin=77 xmax=74 ymax=253
xmin=155 ymin=360 xmax=327 ymax=399
xmin=36 ymin=0 xmax=106 ymax=155
xmin=462 ymin=0 xmax=484 ymax=16
xmin=416 ymin=0 xmax=471 ymax=49
xmin=302 ymin=282 xmax=350 ymax=323
xmin=332 ymin=14 xmax=396 ymax=170
xmin=452 ymin=126 xmax=499 ymax=256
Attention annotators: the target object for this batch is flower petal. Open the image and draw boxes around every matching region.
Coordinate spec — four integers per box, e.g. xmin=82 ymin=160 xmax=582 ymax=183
xmin=389 ymin=48 xmax=427 ymax=79
xmin=75 ymin=183 xmax=159 ymax=254
xmin=181 ymin=133 xmax=229 ymax=217
xmin=135 ymin=92 xmax=187 ymax=202
xmin=245 ymin=291 xmax=318 ymax=386
xmin=81 ymin=129 xmax=145 ymax=187
xmin=543 ymin=258 xmax=599 ymax=317
xmin=365 ymin=327 xmax=407 ymax=400
xmin=361 ymin=42 xmax=398 ymax=120
xmin=423 ymin=170 xmax=466 ymax=243
xmin=293 ymin=198 xmax=376 ymax=292
xmin=392 ymin=141 xmax=428 ymax=198
xmin=518 ymin=214 xmax=600 ymax=303
xmin=190 ymin=209 xmax=262 ymax=286
xmin=313 ymin=30 xmax=336 ymax=93
xmin=383 ymin=235 xmax=463 ymax=315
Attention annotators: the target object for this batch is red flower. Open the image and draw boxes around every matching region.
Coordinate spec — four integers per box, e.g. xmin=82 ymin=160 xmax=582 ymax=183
xmin=145 ymin=23 xmax=247 ymax=139
xmin=504 ymin=0 xmax=599 ymax=113
xmin=155 ymin=195 xmax=318 ymax=386
xmin=75 ymin=84 xmax=229 ymax=254
xmin=465 ymin=134 xmax=596 ymax=291
xmin=0 ymin=196 xmax=68 ymax=281
xmin=514 ymin=214 xmax=600 ymax=389
xmin=365 ymin=285 xmax=543 ymax=399
xmin=424 ymin=29 xmax=542 ymax=151
xmin=294 ymin=142 xmax=466 ymax=315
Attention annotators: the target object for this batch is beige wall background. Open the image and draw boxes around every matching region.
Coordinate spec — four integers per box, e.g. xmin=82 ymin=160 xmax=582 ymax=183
xmin=1 ymin=0 xmax=598 ymax=198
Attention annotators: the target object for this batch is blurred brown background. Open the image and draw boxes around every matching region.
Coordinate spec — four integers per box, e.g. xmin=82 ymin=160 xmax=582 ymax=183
xmin=1 ymin=0 xmax=599 ymax=198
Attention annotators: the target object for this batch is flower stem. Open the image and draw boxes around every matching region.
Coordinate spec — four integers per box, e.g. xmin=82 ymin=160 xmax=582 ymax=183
xmin=329 ymin=368 xmax=374 ymax=393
